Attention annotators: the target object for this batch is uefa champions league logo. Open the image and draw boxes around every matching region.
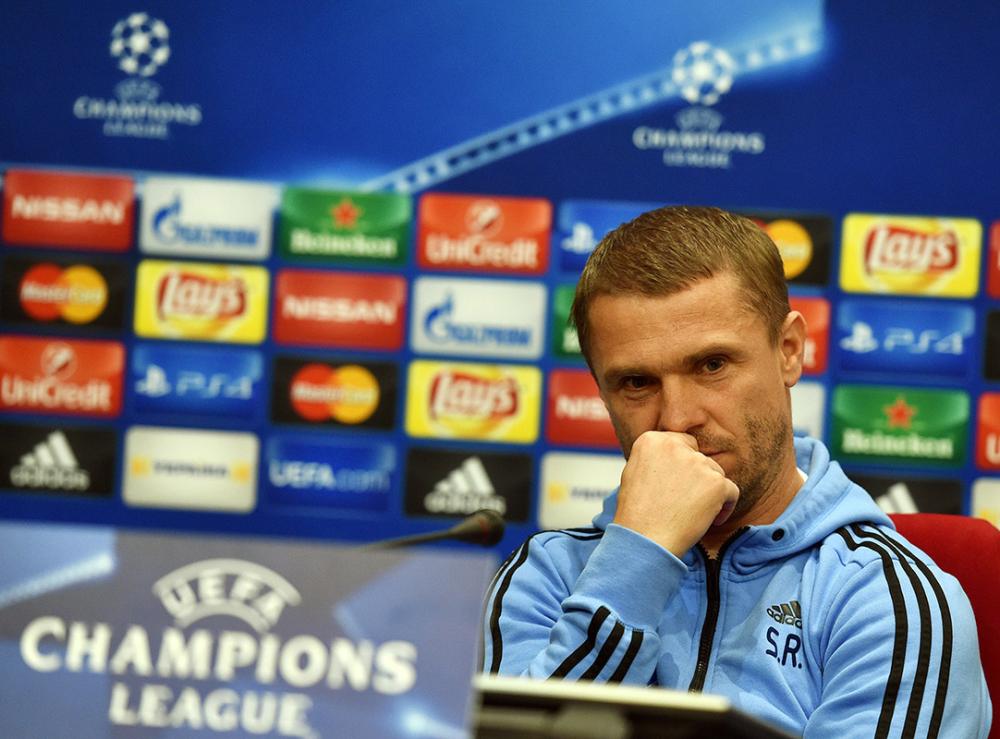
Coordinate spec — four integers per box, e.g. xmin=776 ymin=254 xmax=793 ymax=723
xmin=109 ymin=12 xmax=170 ymax=77
xmin=630 ymin=39 xmax=764 ymax=169
xmin=671 ymin=41 xmax=735 ymax=106
xmin=74 ymin=10 xmax=199 ymax=138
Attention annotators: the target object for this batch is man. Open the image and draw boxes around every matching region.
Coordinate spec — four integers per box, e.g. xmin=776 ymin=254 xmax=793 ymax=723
xmin=482 ymin=206 xmax=991 ymax=737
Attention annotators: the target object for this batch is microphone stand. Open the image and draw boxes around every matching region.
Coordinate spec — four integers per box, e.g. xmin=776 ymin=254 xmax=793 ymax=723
xmin=364 ymin=509 xmax=505 ymax=550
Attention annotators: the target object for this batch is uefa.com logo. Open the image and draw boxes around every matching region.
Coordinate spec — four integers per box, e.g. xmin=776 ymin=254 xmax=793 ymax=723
xmin=72 ymin=12 xmax=202 ymax=140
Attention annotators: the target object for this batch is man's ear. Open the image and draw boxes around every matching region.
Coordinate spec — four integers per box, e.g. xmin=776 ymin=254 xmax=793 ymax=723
xmin=779 ymin=310 xmax=807 ymax=387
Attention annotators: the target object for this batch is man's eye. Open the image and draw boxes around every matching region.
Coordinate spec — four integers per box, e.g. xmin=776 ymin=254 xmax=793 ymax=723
xmin=622 ymin=376 xmax=651 ymax=391
xmin=704 ymin=357 xmax=727 ymax=373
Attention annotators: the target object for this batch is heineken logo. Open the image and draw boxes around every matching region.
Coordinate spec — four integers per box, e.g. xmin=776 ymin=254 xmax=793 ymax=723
xmin=551 ymin=284 xmax=583 ymax=359
xmin=330 ymin=197 xmax=361 ymax=228
xmin=883 ymin=396 xmax=917 ymax=428
xmin=279 ymin=187 xmax=410 ymax=265
xmin=832 ymin=385 xmax=967 ymax=467
xmin=841 ymin=429 xmax=953 ymax=459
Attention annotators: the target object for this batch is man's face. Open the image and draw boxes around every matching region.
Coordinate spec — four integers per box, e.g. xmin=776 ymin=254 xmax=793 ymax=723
xmin=586 ymin=271 xmax=805 ymax=519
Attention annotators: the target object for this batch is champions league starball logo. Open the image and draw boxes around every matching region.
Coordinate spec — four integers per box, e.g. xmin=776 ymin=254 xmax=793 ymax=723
xmin=73 ymin=11 xmax=200 ymax=138
xmin=110 ymin=12 xmax=170 ymax=78
xmin=631 ymin=40 xmax=764 ymax=169
xmin=671 ymin=41 xmax=735 ymax=107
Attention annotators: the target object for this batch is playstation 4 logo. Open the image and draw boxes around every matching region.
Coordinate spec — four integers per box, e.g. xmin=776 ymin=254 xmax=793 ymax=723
xmin=836 ymin=300 xmax=973 ymax=380
xmin=135 ymin=364 xmax=170 ymax=397
xmin=840 ymin=321 xmax=964 ymax=355
xmin=135 ymin=364 xmax=254 ymax=400
xmin=131 ymin=345 xmax=262 ymax=421
xmin=561 ymin=223 xmax=596 ymax=255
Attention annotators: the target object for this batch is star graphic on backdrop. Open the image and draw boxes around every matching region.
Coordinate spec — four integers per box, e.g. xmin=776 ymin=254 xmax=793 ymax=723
xmin=883 ymin=396 xmax=917 ymax=429
xmin=331 ymin=198 xmax=361 ymax=229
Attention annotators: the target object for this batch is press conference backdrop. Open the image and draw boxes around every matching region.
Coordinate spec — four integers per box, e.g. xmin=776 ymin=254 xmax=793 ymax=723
xmin=1 ymin=0 xmax=999 ymax=554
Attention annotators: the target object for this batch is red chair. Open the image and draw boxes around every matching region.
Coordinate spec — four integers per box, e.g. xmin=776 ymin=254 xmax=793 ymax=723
xmin=889 ymin=513 xmax=1000 ymax=738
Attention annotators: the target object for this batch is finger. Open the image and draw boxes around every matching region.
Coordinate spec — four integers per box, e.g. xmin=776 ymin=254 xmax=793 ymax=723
xmin=667 ymin=432 xmax=699 ymax=451
xmin=701 ymin=454 xmax=726 ymax=476
xmin=712 ymin=500 xmax=735 ymax=527
xmin=711 ymin=481 xmax=741 ymax=526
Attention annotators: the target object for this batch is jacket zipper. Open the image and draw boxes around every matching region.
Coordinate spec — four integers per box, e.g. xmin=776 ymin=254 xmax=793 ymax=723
xmin=687 ymin=528 xmax=748 ymax=693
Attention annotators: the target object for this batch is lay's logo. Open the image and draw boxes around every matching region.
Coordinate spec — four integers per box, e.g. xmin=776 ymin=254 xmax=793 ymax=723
xmin=430 ymin=369 xmax=519 ymax=422
xmin=134 ymin=260 xmax=268 ymax=344
xmin=841 ymin=214 xmax=981 ymax=297
xmin=406 ymin=360 xmax=540 ymax=444
xmin=864 ymin=225 xmax=958 ymax=274
xmin=156 ymin=270 xmax=247 ymax=320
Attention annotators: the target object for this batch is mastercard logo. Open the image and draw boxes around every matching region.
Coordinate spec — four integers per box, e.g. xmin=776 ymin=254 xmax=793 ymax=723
xmin=19 ymin=263 xmax=108 ymax=324
xmin=289 ymin=363 xmax=380 ymax=424
xmin=759 ymin=219 xmax=813 ymax=280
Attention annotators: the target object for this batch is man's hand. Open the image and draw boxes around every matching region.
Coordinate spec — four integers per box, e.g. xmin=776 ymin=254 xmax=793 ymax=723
xmin=613 ymin=431 xmax=740 ymax=558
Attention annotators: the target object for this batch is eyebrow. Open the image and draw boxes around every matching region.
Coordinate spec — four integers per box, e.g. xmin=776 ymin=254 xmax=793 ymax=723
xmin=601 ymin=343 xmax=745 ymax=386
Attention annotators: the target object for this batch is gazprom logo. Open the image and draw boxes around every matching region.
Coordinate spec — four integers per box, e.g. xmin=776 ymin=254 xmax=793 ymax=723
xmin=410 ymin=276 xmax=546 ymax=360
xmin=139 ymin=177 xmax=278 ymax=260
xmin=152 ymin=559 xmax=301 ymax=633
xmin=423 ymin=293 xmax=531 ymax=348
xmin=152 ymin=194 xmax=260 ymax=247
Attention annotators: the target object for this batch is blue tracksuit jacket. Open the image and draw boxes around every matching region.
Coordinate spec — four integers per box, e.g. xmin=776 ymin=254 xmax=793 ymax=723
xmin=483 ymin=436 xmax=992 ymax=737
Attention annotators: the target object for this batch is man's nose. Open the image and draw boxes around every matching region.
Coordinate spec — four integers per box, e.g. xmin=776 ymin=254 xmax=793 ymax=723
xmin=656 ymin=377 xmax=707 ymax=434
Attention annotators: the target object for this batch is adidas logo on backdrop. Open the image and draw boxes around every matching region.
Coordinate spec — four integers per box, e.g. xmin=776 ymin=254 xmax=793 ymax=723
xmin=874 ymin=482 xmax=919 ymax=514
xmin=423 ymin=456 xmax=506 ymax=515
xmin=10 ymin=430 xmax=89 ymax=490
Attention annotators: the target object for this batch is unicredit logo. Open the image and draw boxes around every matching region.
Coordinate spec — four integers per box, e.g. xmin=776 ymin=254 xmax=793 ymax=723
xmin=0 ymin=337 xmax=123 ymax=417
xmin=417 ymin=193 xmax=551 ymax=275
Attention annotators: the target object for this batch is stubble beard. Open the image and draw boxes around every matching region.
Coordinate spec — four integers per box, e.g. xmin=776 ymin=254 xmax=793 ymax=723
xmin=715 ymin=412 xmax=791 ymax=522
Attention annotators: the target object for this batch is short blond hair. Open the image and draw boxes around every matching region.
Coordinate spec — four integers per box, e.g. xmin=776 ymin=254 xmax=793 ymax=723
xmin=571 ymin=205 xmax=789 ymax=363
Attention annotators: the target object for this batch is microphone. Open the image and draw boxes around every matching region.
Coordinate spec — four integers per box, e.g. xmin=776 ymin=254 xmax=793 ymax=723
xmin=365 ymin=510 xmax=506 ymax=550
